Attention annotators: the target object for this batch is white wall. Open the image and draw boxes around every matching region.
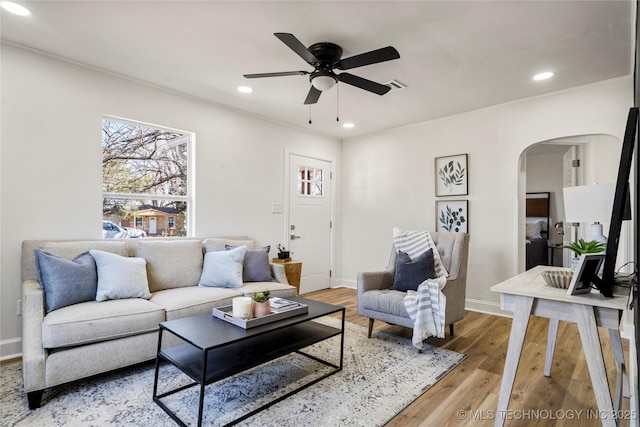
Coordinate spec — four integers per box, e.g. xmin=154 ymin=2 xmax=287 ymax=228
xmin=339 ymin=77 xmax=633 ymax=314
xmin=0 ymin=44 xmax=341 ymax=358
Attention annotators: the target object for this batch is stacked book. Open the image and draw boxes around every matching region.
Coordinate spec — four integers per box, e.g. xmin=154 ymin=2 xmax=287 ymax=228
xmin=269 ymin=297 xmax=300 ymax=312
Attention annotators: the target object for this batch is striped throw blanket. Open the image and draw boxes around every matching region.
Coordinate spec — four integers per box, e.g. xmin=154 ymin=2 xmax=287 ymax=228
xmin=393 ymin=228 xmax=449 ymax=349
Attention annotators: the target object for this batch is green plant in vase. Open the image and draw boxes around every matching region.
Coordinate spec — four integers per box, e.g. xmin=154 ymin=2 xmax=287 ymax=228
xmin=252 ymin=290 xmax=270 ymax=303
xmin=563 ymin=239 xmax=606 ymax=271
xmin=252 ymin=290 xmax=271 ymax=318
xmin=563 ymin=239 xmax=606 ymax=256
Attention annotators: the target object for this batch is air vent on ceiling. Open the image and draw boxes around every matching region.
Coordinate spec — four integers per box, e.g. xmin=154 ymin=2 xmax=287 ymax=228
xmin=384 ymin=80 xmax=407 ymax=92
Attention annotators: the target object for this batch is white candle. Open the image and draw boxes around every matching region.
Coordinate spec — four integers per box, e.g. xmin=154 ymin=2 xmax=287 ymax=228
xmin=232 ymin=296 xmax=252 ymax=319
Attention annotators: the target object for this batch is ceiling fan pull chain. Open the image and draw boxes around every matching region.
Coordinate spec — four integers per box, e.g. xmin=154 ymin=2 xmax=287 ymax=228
xmin=336 ymin=83 xmax=340 ymax=122
xmin=309 ymin=105 xmax=312 ymax=124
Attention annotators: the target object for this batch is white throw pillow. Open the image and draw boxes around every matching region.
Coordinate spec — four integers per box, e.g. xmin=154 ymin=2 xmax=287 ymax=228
xmin=90 ymin=250 xmax=151 ymax=302
xmin=199 ymin=246 xmax=247 ymax=288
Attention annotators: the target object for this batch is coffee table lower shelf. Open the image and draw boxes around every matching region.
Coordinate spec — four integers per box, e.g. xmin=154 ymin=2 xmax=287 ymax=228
xmin=153 ymin=312 xmax=344 ymax=427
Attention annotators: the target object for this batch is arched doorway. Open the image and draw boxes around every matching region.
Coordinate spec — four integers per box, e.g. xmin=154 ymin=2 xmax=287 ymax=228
xmin=518 ymin=134 xmax=621 ymax=271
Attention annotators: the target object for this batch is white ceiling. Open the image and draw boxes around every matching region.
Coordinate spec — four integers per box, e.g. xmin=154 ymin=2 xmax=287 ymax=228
xmin=1 ymin=1 xmax=634 ymax=139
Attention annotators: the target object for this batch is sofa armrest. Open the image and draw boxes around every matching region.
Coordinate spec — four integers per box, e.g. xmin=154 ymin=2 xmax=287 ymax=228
xmin=270 ymin=263 xmax=289 ymax=285
xmin=22 ymin=279 xmax=46 ymax=392
xmin=357 ymin=270 xmax=394 ymax=295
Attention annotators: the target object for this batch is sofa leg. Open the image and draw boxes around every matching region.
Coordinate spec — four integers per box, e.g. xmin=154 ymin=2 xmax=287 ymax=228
xmin=449 ymin=323 xmax=454 ymax=337
xmin=27 ymin=390 xmax=43 ymax=409
xmin=367 ymin=318 xmax=374 ymax=338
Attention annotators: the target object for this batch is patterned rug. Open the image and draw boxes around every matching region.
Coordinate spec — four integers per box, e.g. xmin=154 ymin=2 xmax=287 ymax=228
xmin=1 ymin=317 xmax=466 ymax=427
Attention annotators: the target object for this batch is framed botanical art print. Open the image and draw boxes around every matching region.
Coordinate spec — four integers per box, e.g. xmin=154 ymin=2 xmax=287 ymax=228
xmin=436 ymin=200 xmax=468 ymax=233
xmin=435 ymin=154 xmax=468 ymax=196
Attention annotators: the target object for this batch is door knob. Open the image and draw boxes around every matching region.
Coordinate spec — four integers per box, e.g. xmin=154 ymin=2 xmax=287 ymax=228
xmin=291 ymin=235 xmax=301 ymax=240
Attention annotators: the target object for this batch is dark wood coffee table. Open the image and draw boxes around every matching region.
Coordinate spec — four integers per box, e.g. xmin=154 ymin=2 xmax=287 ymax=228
xmin=152 ymin=296 xmax=345 ymax=427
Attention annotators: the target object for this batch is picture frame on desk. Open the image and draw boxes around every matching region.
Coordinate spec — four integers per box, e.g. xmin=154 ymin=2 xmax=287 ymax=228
xmin=567 ymin=253 xmax=606 ymax=295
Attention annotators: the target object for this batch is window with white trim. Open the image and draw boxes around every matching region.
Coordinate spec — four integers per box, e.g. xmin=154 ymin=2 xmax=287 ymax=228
xmin=102 ymin=118 xmax=192 ymax=237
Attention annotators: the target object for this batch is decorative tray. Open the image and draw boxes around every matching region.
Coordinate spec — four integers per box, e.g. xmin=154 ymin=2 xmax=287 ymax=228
xmin=212 ymin=302 xmax=308 ymax=329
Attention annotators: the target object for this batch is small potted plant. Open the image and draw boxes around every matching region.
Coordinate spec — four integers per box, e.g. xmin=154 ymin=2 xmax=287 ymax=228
xmin=563 ymin=239 xmax=606 ymax=270
xmin=252 ymin=290 xmax=271 ymax=318
xmin=277 ymin=244 xmax=290 ymax=260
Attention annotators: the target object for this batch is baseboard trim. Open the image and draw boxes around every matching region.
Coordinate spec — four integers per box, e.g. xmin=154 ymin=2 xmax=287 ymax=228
xmin=1 ymin=337 xmax=22 ymax=362
xmin=335 ymin=279 xmax=356 ymax=289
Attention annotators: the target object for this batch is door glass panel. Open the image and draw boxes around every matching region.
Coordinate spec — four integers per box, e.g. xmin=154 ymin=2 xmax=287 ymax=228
xmin=297 ymin=166 xmax=324 ymax=196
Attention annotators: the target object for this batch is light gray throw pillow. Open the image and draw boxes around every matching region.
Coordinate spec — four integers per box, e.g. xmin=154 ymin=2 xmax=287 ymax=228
xmin=225 ymin=245 xmax=274 ymax=282
xmin=34 ymin=250 xmax=98 ymax=313
xmin=199 ymin=246 xmax=247 ymax=288
xmin=90 ymin=250 xmax=151 ymax=302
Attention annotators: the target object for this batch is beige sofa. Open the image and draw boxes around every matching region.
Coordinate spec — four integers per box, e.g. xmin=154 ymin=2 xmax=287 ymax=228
xmin=357 ymin=232 xmax=469 ymax=339
xmin=21 ymin=236 xmax=296 ymax=409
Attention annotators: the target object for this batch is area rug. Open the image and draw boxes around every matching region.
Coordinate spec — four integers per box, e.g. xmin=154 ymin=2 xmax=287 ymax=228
xmin=1 ymin=317 xmax=466 ymax=427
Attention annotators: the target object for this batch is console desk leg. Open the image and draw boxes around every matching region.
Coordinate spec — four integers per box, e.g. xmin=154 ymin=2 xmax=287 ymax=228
xmin=608 ymin=328 xmax=629 ymax=410
xmin=495 ymin=295 xmax=534 ymax=427
xmin=544 ymin=318 xmax=560 ymax=377
xmin=574 ymin=304 xmax=616 ymax=427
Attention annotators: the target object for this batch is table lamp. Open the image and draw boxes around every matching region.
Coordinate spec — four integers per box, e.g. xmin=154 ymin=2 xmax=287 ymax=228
xmin=563 ymin=183 xmax=631 ymax=243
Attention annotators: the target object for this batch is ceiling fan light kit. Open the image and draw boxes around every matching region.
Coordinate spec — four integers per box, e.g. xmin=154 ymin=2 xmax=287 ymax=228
xmin=311 ymin=73 xmax=337 ymax=91
xmin=244 ymin=32 xmax=400 ymax=110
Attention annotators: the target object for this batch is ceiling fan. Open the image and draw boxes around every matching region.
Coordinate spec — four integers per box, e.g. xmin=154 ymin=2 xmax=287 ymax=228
xmin=244 ymin=33 xmax=400 ymax=105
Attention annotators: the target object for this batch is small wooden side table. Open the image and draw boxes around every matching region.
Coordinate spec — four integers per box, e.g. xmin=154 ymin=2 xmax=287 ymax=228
xmin=273 ymin=260 xmax=302 ymax=294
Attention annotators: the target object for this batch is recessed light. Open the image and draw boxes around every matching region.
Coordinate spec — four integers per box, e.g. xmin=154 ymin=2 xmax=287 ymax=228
xmin=342 ymin=122 xmax=355 ymax=129
xmin=237 ymin=86 xmax=253 ymax=93
xmin=533 ymin=71 xmax=554 ymax=81
xmin=0 ymin=1 xmax=31 ymax=16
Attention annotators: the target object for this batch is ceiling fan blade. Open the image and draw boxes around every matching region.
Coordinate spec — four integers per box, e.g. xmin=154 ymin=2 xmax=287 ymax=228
xmin=244 ymin=71 xmax=309 ymax=79
xmin=274 ymin=33 xmax=319 ymax=65
xmin=337 ymin=73 xmax=391 ymax=95
xmin=337 ymin=46 xmax=400 ymax=70
xmin=304 ymin=86 xmax=322 ymax=105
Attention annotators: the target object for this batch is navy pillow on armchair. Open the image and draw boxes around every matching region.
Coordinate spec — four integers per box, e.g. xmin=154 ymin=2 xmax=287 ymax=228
xmin=390 ymin=249 xmax=436 ymax=292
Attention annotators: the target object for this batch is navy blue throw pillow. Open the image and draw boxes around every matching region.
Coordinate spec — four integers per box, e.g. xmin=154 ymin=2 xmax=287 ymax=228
xmin=390 ymin=249 xmax=436 ymax=292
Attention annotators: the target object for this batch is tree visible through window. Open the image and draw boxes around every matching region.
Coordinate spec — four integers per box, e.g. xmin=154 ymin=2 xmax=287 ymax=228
xmin=102 ymin=118 xmax=191 ymax=237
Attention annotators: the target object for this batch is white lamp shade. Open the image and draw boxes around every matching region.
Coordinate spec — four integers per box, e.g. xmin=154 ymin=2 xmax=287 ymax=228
xmin=563 ymin=183 xmax=615 ymax=223
xmin=311 ymin=75 xmax=336 ymax=91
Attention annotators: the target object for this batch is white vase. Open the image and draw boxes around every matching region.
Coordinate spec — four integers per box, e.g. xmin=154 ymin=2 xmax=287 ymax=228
xmin=570 ymin=257 xmax=580 ymax=271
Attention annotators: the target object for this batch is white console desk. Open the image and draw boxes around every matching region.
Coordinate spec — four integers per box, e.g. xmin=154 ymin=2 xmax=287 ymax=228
xmin=491 ymin=265 xmax=630 ymax=427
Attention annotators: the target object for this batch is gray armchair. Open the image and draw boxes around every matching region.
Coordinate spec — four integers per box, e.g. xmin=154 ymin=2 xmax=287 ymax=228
xmin=357 ymin=232 xmax=469 ymax=338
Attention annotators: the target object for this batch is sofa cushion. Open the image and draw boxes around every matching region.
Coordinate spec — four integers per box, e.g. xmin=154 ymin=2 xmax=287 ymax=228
xmin=360 ymin=289 xmax=409 ymax=317
xmin=90 ymin=250 xmax=151 ymax=302
xmin=150 ymin=286 xmax=242 ymax=320
xmin=226 ymin=245 xmax=274 ymax=282
xmin=239 ymin=282 xmax=297 ymax=298
xmin=135 ymin=240 xmax=204 ymax=292
xmin=199 ymin=246 xmax=247 ymax=288
xmin=42 ymin=298 xmax=165 ymax=349
xmin=34 ymin=250 xmax=98 ymax=313
xmin=203 ymin=238 xmax=255 ymax=252
xmin=391 ymin=249 xmax=436 ymax=292
xmin=40 ymin=240 xmax=129 ymax=260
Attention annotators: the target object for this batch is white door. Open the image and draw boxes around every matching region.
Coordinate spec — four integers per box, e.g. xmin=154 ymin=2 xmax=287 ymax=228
xmin=289 ymin=155 xmax=332 ymax=294
xmin=149 ymin=217 xmax=157 ymax=235
xmin=562 ymin=145 xmax=584 ymax=267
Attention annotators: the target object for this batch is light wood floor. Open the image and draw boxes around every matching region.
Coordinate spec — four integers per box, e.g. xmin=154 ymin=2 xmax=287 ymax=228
xmin=303 ymin=287 xmax=633 ymax=427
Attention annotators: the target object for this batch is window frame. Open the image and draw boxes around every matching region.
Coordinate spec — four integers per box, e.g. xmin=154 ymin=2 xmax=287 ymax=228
xmin=101 ymin=115 xmax=195 ymax=236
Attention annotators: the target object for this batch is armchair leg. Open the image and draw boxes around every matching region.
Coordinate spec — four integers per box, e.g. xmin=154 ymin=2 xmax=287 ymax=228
xmin=27 ymin=390 xmax=43 ymax=409
xmin=367 ymin=318 xmax=374 ymax=338
xmin=449 ymin=323 xmax=454 ymax=336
